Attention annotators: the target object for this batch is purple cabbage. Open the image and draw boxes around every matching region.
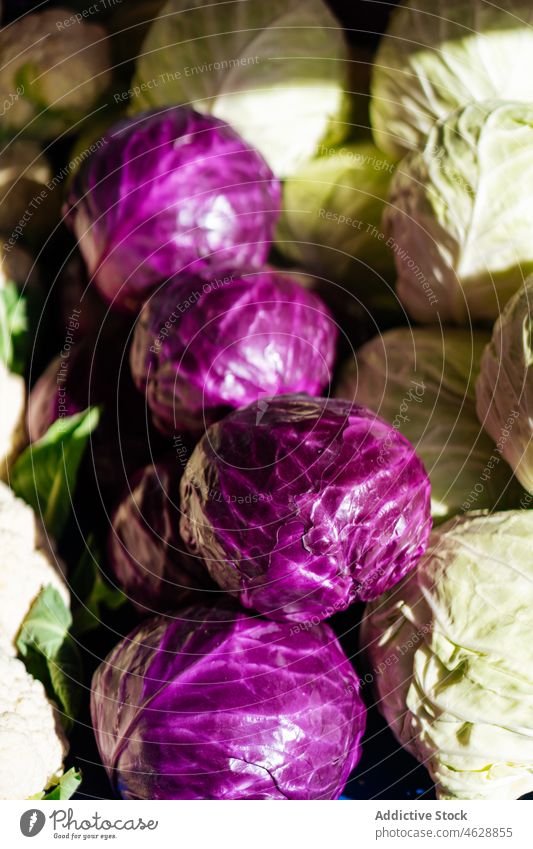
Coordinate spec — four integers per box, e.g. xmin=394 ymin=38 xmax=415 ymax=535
xmin=108 ymin=459 xmax=215 ymax=614
xmin=130 ymin=268 xmax=338 ymax=434
xmin=180 ymin=395 xmax=432 ymax=622
xmin=65 ymin=107 xmax=281 ymax=313
xmin=91 ymin=603 xmax=366 ymax=799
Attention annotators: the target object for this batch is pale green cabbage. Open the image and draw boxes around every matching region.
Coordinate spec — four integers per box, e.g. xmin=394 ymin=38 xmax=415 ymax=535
xmin=276 ymin=142 xmax=397 ymax=313
xmin=130 ymin=0 xmax=348 ymax=177
xmin=476 ymin=276 xmax=533 ymax=495
xmin=0 ymin=8 xmax=111 ymax=139
xmin=362 ymin=510 xmax=533 ymax=800
xmin=384 ymin=101 xmax=533 ymax=324
xmin=336 ymin=327 xmax=522 ymax=521
xmin=371 ymin=0 xmax=533 ymax=159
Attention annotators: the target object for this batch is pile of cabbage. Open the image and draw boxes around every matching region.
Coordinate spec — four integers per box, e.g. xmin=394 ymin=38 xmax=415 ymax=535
xmin=1 ymin=0 xmax=532 ymax=804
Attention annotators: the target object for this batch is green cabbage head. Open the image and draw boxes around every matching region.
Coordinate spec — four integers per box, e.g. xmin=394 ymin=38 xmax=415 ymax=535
xmin=0 ymin=8 xmax=111 ymax=139
xmin=336 ymin=327 xmax=523 ymax=521
xmin=476 ymin=276 xmax=533 ymax=495
xmin=361 ymin=510 xmax=533 ymax=800
xmin=384 ymin=101 xmax=533 ymax=323
xmin=130 ymin=0 xmax=348 ymax=177
xmin=276 ymin=142 xmax=397 ymax=311
xmin=371 ymin=0 xmax=533 ymax=158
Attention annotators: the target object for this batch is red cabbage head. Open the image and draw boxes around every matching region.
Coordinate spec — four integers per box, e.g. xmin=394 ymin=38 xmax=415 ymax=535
xmin=65 ymin=108 xmax=281 ymax=312
xmin=130 ymin=269 xmax=337 ymax=433
xmin=180 ymin=395 xmax=432 ymax=621
xmin=91 ymin=604 xmax=366 ymax=799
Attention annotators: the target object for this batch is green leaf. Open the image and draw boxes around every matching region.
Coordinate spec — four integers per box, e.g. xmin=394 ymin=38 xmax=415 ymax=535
xmin=17 ymin=585 xmax=71 ymax=659
xmin=16 ymin=585 xmax=83 ymax=730
xmin=0 ymin=281 xmax=29 ymax=375
xmin=49 ymin=636 xmax=83 ymax=720
xmin=10 ymin=407 xmax=101 ymax=539
xmin=71 ymin=536 xmax=127 ymax=636
xmin=39 ymin=768 xmax=82 ymax=801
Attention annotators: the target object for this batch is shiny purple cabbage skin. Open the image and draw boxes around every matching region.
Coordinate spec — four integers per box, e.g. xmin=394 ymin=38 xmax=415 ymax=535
xmin=130 ymin=269 xmax=338 ymax=433
xmin=65 ymin=107 xmax=281 ymax=313
xmin=180 ymin=395 xmax=432 ymax=621
xmin=90 ymin=604 xmax=366 ymax=799
xmin=108 ymin=459 xmax=216 ymax=614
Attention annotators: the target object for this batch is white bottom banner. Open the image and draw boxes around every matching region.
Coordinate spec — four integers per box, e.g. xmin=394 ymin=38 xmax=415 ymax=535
xmin=2 ymin=800 xmax=531 ymax=849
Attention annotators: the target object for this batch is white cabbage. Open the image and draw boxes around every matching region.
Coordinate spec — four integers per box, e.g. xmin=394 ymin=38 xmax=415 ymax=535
xmin=276 ymin=142 xmax=397 ymax=310
xmin=336 ymin=327 xmax=523 ymax=520
xmin=362 ymin=510 xmax=533 ymax=800
xmin=0 ymin=7 xmax=111 ymax=139
xmin=130 ymin=0 xmax=348 ymax=177
xmin=384 ymin=101 xmax=533 ymax=323
xmin=371 ymin=0 xmax=533 ymax=158
xmin=476 ymin=275 xmax=533 ymax=495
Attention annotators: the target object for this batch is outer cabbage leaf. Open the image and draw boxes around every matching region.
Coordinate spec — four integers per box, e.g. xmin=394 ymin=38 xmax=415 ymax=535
xmin=130 ymin=269 xmax=337 ymax=433
xmin=65 ymin=107 xmax=281 ymax=313
xmin=108 ymin=459 xmax=215 ymax=614
xmin=130 ymin=0 xmax=348 ymax=177
xmin=91 ymin=603 xmax=366 ymax=799
xmin=336 ymin=327 xmax=524 ymax=521
xmin=384 ymin=101 xmax=533 ymax=323
xmin=476 ymin=275 xmax=533 ymax=494
xmin=362 ymin=510 xmax=533 ymax=800
xmin=179 ymin=395 xmax=431 ymax=622
xmin=371 ymin=0 xmax=533 ymax=158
